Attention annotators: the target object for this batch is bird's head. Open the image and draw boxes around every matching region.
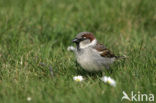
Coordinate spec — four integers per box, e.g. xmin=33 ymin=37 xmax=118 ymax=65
xmin=72 ymin=32 xmax=97 ymax=50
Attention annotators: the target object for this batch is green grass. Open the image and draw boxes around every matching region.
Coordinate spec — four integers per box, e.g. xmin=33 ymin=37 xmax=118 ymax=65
xmin=0 ymin=0 xmax=156 ymax=103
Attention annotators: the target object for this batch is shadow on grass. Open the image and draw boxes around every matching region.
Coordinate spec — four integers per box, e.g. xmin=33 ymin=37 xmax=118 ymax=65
xmin=75 ymin=67 xmax=113 ymax=78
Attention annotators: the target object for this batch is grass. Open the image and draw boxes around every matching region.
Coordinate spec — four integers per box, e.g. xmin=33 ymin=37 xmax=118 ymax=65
xmin=0 ymin=0 xmax=156 ymax=103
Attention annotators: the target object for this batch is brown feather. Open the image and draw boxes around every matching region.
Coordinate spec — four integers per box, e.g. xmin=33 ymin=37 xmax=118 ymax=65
xmin=94 ymin=43 xmax=116 ymax=58
xmin=82 ymin=33 xmax=95 ymax=41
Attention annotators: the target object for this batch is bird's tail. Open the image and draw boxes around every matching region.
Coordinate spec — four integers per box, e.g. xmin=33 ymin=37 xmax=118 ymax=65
xmin=116 ymin=55 xmax=128 ymax=59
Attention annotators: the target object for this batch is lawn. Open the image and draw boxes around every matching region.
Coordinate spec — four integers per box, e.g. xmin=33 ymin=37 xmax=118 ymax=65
xmin=0 ymin=0 xmax=156 ymax=103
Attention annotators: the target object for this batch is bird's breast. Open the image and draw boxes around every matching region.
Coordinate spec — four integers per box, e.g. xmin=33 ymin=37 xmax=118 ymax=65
xmin=76 ymin=48 xmax=104 ymax=71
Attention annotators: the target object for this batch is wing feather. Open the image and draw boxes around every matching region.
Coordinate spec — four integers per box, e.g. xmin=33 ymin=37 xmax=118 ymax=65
xmin=94 ymin=43 xmax=116 ymax=58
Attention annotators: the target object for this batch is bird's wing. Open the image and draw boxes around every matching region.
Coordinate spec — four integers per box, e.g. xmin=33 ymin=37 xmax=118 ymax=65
xmin=94 ymin=43 xmax=117 ymax=58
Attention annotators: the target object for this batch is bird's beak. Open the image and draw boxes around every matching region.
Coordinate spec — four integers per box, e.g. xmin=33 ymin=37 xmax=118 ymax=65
xmin=72 ymin=38 xmax=80 ymax=43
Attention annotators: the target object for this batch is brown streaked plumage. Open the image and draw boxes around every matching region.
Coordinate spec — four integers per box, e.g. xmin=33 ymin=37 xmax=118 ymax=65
xmin=71 ymin=32 xmax=123 ymax=72
xmin=74 ymin=32 xmax=117 ymax=58
xmin=94 ymin=43 xmax=117 ymax=58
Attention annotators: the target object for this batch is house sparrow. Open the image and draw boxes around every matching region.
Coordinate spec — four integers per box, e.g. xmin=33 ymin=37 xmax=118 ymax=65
xmin=68 ymin=32 xmax=124 ymax=72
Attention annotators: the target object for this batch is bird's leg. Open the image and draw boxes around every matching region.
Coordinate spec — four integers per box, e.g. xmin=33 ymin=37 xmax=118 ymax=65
xmin=109 ymin=68 xmax=113 ymax=73
xmin=105 ymin=65 xmax=110 ymax=70
xmin=105 ymin=65 xmax=112 ymax=73
xmin=75 ymin=60 xmax=79 ymax=68
xmin=102 ymin=71 xmax=105 ymax=76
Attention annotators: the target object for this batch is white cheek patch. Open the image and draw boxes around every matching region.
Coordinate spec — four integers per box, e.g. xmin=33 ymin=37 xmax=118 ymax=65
xmin=80 ymin=39 xmax=97 ymax=49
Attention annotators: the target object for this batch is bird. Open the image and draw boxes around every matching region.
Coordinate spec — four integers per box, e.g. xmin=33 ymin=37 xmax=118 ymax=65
xmin=68 ymin=32 xmax=125 ymax=72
